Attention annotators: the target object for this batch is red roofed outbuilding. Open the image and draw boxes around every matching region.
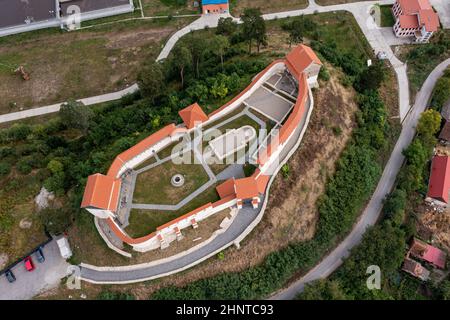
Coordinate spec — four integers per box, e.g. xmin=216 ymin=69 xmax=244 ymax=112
xmin=426 ymin=156 xmax=450 ymax=206
xmin=285 ymin=44 xmax=322 ymax=88
xmin=409 ymin=238 xmax=447 ymax=269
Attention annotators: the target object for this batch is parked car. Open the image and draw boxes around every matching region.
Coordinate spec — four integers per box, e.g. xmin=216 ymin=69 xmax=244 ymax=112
xmin=24 ymin=256 xmax=35 ymax=272
xmin=36 ymin=247 xmax=45 ymax=263
xmin=5 ymin=270 xmax=16 ymax=283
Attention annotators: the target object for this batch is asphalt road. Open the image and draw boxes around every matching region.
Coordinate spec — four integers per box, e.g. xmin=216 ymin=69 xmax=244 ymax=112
xmin=270 ymin=58 xmax=450 ymax=300
xmin=80 ymin=206 xmax=260 ymax=284
xmin=0 ymin=240 xmax=70 ymax=300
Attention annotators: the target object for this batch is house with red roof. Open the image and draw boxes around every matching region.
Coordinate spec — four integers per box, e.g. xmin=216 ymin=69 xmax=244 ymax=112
xmin=202 ymin=0 xmax=229 ymax=15
xmin=426 ymin=155 xmax=450 ymax=207
xmin=392 ymin=0 xmax=440 ymax=43
xmin=285 ymin=44 xmax=323 ymax=88
xmin=409 ymin=238 xmax=447 ymax=269
xmin=402 ymin=258 xmax=430 ymax=280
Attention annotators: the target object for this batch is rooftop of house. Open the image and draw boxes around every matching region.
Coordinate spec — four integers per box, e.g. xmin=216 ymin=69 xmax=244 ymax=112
xmin=427 ymin=155 xmax=450 ymax=204
xmin=397 ymin=0 xmax=439 ymax=32
xmin=410 ymin=238 xmax=447 ymax=269
xmin=402 ymin=258 xmax=430 ymax=280
xmin=285 ymin=44 xmax=322 ymax=79
xmin=399 ymin=14 xmax=420 ymax=28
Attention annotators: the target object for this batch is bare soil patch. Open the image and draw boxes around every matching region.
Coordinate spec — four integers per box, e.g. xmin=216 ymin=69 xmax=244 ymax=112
xmin=0 ymin=22 xmax=178 ymax=114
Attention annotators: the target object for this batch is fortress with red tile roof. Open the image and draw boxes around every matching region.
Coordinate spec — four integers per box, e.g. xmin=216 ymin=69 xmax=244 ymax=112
xmin=81 ymin=44 xmax=322 ymax=253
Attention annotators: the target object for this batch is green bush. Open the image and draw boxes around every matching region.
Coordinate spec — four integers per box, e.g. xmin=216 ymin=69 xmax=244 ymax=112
xmin=97 ymin=291 xmax=135 ymax=300
xmin=0 ymin=162 xmax=11 ymax=177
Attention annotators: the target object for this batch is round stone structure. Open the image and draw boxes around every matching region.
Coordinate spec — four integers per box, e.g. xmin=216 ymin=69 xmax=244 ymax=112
xmin=171 ymin=174 xmax=185 ymax=187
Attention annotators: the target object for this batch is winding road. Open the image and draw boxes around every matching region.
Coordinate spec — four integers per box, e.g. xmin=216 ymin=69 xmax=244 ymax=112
xmin=270 ymin=57 xmax=450 ymax=300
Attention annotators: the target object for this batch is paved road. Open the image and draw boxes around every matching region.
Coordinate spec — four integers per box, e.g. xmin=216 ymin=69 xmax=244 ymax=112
xmin=0 ymin=240 xmax=70 ymax=300
xmin=80 ymin=206 xmax=260 ymax=284
xmin=0 ymin=83 xmax=139 ymax=124
xmin=270 ymin=58 xmax=450 ymax=300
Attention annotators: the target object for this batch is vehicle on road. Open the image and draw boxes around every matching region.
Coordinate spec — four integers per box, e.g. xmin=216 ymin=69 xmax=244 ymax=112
xmin=5 ymin=270 xmax=16 ymax=283
xmin=36 ymin=247 xmax=45 ymax=263
xmin=24 ymin=256 xmax=35 ymax=272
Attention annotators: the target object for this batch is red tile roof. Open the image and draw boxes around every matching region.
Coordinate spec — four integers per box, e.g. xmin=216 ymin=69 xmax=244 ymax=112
xmin=397 ymin=0 xmax=439 ymax=32
xmin=410 ymin=238 xmax=447 ymax=269
xmin=399 ymin=14 xmax=420 ymax=28
xmin=234 ymin=177 xmax=259 ymax=200
xmin=81 ymin=174 xmax=121 ymax=212
xmin=423 ymin=245 xmax=447 ymax=269
xmin=285 ymin=44 xmax=322 ymax=78
xmin=107 ymin=124 xmax=177 ymax=177
xmin=427 ymin=156 xmax=450 ymax=203
xmin=418 ymin=9 xmax=439 ymax=32
xmin=179 ymin=103 xmax=208 ymax=129
xmin=216 ymin=178 xmax=236 ymax=199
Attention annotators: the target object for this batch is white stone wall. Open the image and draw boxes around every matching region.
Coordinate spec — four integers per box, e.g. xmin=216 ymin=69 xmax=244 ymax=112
xmin=87 ymin=207 xmax=115 ymax=219
xmin=131 ymin=198 xmax=237 ymax=252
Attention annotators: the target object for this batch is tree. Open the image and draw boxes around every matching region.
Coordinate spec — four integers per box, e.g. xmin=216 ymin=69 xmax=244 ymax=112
xmin=240 ymin=8 xmax=267 ymax=53
xmin=210 ymin=79 xmax=228 ymax=99
xmin=287 ymin=17 xmax=305 ymax=47
xmin=47 ymin=159 xmax=64 ymax=174
xmin=38 ymin=206 xmax=74 ymax=235
xmin=170 ymin=44 xmax=192 ymax=87
xmin=383 ymin=188 xmax=407 ymax=225
xmin=417 ymin=109 xmax=442 ymax=138
xmin=210 ymin=35 xmax=230 ymax=71
xmin=216 ymin=17 xmax=238 ymax=36
xmin=431 ymin=74 xmax=450 ymax=110
xmin=356 ymin=62 xmax=386 ymax=92
xmin=188 ymin=34 xmax=208 ymax=78
xmin=0 ymin=162 xmax=11 ymax=177
xmin=299 ymin=279 xmax=349 ymax=300
xmin=59 ymin=100 xmax=93 ymax=133
xmin=186 ymin=83 xmax=209 ymax=102
xmin=137 ymin=61 xmax=165 ymax=102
